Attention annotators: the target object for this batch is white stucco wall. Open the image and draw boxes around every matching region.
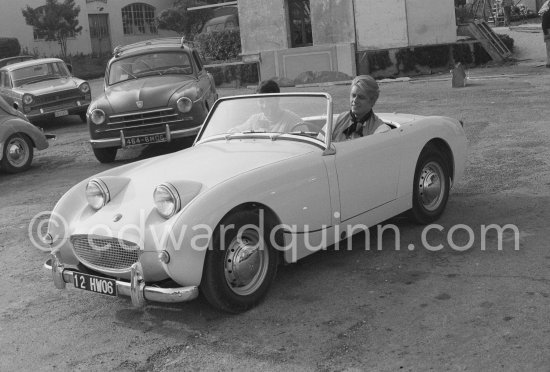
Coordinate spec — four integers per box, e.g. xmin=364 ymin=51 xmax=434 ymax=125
xmin=406 ymin=0 xmax=457 ymax=46
xmin=354 ymin=0 xmax=409 ymax=50
xmin=0 ymin=0 xmax=176 ymax=58
xmin=238 ymin=0 xmax=290 ymax=54
xmin=354 ymin=0 xmax=457 ymax=51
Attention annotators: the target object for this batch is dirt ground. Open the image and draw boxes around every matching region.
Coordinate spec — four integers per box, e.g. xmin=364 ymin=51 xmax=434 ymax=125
xmin=1 ymin=56 xmax=550 ymax=370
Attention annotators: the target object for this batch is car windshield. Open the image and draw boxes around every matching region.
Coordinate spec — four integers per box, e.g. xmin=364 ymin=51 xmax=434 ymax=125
xmin=108 ymin=52 xmax=194 ymax=85
xmin=198 ymin=94 xmax=330 ymax=145
xmin=11 ymin=62 xmax=70 ymax=87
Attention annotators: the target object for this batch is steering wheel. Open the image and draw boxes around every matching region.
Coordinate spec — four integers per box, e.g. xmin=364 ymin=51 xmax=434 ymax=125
xmin=290 ymin=121 xmax=319 ymax=133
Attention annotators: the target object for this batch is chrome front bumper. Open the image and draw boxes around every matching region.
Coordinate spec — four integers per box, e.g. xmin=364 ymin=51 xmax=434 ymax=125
xmin=44 ymin=251 xmax=198 ymax=306
xmin=90 ymin=124 xmax=202 ymax=148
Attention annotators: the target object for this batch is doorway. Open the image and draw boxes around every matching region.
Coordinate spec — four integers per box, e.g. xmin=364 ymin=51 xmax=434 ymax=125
xmin=89 ymin=14 xmax=111 ymax=57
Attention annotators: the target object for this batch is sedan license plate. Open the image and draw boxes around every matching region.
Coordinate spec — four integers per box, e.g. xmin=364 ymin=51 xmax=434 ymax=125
xmin=54 ymin=109 xmax=69 ymax=117
xmin=125 ymin=133 xmax=166 ymax=146
xmin=73 ymin=272 xmax=117 ymax=297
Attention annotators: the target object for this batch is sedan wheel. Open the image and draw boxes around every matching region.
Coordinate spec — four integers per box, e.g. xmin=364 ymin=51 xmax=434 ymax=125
xmin=1 ymin=134 xmax=33 ymax=173
xmin=409 ymin=146 xmax=450 ymax=224
xmin=92 ymin=147 xmax=117 ymax=163
xmin=201 ymin=210 xmax=278 ymax=313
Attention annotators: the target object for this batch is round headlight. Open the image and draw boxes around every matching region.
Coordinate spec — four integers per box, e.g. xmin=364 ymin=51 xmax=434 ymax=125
xmin=176 ymin=97 xmax=193 ymax=113
xmin=153 ymin=183 xmax=181 ymax=219
xmin=23 ymin=94 xmax=34 ymax=105
xmin=90 ymin=109 xmax=106 ymax=125
xmin=79 ymin=83 xmax=91 ymax=94
xmin=86 ymin=179 xmax=110 ymax=210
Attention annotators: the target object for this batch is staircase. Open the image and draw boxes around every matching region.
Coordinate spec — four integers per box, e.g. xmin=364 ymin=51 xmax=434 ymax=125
xmin=458 ymin=20 xmax=512 ymax=62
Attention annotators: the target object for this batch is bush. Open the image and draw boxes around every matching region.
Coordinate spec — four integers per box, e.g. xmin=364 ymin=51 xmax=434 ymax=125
xmin=497 ymin=33 xmax=514 ymax=52
xmin=0 ymin=38 xmax=21 ymax=58
xmin=194 ymin=29 xmax=241 ymax=63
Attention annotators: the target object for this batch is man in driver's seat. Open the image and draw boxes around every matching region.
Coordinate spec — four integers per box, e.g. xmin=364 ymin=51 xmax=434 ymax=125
xmin=238 ymin=80 xmax=302 ymax=133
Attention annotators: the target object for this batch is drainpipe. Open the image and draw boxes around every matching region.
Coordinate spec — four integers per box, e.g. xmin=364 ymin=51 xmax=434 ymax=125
xmin=351 ymin=0 xmax=359 ymax=75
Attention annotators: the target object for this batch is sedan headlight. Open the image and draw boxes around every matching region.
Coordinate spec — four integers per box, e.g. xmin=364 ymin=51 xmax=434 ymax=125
xmin=86 ymin=179 xmax=110 ymax=210
xmin=79 ymin=82 xmax=91 ymax=94
xmin=90 ymin=109 xmax=106 ymax=125
xmin=23 ymin=94 xmax=34 ymax=105
xmin=176 ymin=97 xmax=193 ymax=113
xmin=153 ymin=183 xmax=181 ymax=219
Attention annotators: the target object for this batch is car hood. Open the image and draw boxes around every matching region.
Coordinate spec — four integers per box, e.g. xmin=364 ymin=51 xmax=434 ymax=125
xmin=108 ymin=139 xmax=315 ymax=190
xmin=14 ymin=78 xmax=80 ymax=95
xmin=102 ymin=76 xmax=197 ymax=113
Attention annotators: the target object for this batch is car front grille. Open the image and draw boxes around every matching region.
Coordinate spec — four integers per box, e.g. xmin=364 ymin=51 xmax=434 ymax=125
xmin=109 ymin=108 xmax=179 ymax=128
xmin=71 ymin=235 xmax=139 ymax=272
xmin=31 ymin=89 xmax=85 ymax=109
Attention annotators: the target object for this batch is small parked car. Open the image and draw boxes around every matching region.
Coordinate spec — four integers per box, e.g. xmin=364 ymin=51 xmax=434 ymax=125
xmin=0 ymin=95 xmax=55 ymax=173
xmin=0 ymin=58 xmax=90 ymax=124
xmin=87 ymin=37 xmax=218 ymax=163
xmin=44 ymin=93 xmax=467 ymax=313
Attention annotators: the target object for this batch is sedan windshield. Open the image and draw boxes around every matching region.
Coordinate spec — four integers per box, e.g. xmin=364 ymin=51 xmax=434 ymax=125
xmin=108 ymin=52 xmax=194 ymax=85
xmin=199 ymin=94 xmax=330 ymax=145
xmin=11 ymin=62 xmax=70 ymax=87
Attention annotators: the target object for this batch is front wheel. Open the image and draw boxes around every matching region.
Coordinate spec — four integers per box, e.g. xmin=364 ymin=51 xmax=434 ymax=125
xmin=1 ymin=133 xmax=33 ymax=173
xmin=92 ymin=147 xmax=117 ymax=163
xmin=201 ymin=210 xmax=279 ymax=313
xmin=79 ymin=113 xmax=87 ymax=123
xmin=408 ymin=146 xmax=450 ymax=224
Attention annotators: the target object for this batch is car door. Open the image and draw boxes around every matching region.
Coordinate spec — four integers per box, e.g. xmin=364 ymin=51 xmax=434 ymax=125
xmin=192 ymin=50 xmax=217 ymax=110
xmin=333 ymin=129 xmax=402 ymax=222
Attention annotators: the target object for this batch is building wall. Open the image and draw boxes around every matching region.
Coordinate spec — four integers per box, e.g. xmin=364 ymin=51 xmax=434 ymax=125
xmin=1 ymin=0 xmax=176 ymax=57
xmin=405 ymin=0 xmax=456 ymax=46
xmin=310 ymin=0 xmax=355 ymax=45
xmin=238 ymin=0 xmax=289 ymax=54
xmin=354 ymin=0 xmax=409 ymax=49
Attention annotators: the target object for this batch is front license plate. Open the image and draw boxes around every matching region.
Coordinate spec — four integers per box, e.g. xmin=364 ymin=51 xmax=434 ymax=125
xmin=125 ymin=133 xmax=167 ymax=146
xmin=54 ymin=109 xmax=69 ymax=117
xmin=73 ymin=272 xmax=117 ymax=297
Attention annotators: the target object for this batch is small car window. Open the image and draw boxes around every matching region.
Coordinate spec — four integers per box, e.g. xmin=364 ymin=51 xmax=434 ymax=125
xmin=192 ymin=51 xmax=203 ymax=71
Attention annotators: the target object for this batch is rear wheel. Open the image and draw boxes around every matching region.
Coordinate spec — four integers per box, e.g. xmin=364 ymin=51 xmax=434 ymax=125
xmin=1 ymin=133 xmax=33 ymax=173
xmin=92 ymin=147 xmax=117 ymax=163
xmin=408 ymin=146 xmax=450 ymax=224
xmin=201 ymin=210 xmax=279 ymax=313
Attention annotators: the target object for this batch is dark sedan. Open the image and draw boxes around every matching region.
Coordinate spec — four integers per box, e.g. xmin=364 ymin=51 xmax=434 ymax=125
xmin=87 ymin=37 xmax=218 ymax=163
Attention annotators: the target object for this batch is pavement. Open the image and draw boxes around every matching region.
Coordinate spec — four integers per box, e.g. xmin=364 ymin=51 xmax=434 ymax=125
xmin=494 ymin=23 xmax=547 ymax=66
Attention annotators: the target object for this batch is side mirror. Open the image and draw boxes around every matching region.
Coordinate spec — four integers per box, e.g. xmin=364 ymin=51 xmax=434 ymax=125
xmin=13 ymin=102 xmax=18 ymax=110
xmin=66 ymin=63 xmax=73 ymax=74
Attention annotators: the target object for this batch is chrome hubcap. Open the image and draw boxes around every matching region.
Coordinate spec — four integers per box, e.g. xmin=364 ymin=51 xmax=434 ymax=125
xmin=224 ymin=230 xmax=268 ymax=296
xmin=6 ymin=138 xmax=29 ymax=167
xmin=419 ymin=161 xmax=445 ymax=212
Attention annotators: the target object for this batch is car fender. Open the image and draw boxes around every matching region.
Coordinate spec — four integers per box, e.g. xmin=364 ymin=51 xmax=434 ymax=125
xmin=0 ymin=118 xmax=49 ymax=160
xmin=162 ymin=149 xmax=333 ymax=287
xmin=394 ymin=116 xmax=467 ymax=199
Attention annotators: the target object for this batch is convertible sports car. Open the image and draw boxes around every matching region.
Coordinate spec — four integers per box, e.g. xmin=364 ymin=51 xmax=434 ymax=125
xmin=0 ymin=95 xmax=54 ymax=173
xmin=44 ymin=93 xmax=467 ymax=313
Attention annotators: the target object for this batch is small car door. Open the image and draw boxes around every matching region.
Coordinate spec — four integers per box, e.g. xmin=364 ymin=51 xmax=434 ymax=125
xmin=333 ymin=129 xmax=402 ymax=222
xmin=192 ymin=50 xmax=216 ymax=110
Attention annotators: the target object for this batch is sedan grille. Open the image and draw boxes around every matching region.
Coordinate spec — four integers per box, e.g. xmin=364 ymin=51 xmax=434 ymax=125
xmin=31 ymin=89 xmax=85 ymax=109
xmin=71 ymin=235 xmax=139 ymax=272
xmin=109 ymin=108 xmax=179 ymax=128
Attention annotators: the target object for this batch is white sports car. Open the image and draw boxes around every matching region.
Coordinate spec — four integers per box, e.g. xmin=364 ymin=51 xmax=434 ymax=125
xmin=44 ymin=93 xmax=467 ymax=313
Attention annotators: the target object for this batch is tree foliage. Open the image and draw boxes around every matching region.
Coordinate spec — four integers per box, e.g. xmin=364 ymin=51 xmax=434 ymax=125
xmin=156 ymin=0 xmax=213 ymax=39
xmin=22 ymin=0 xmax=82 ymax=60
